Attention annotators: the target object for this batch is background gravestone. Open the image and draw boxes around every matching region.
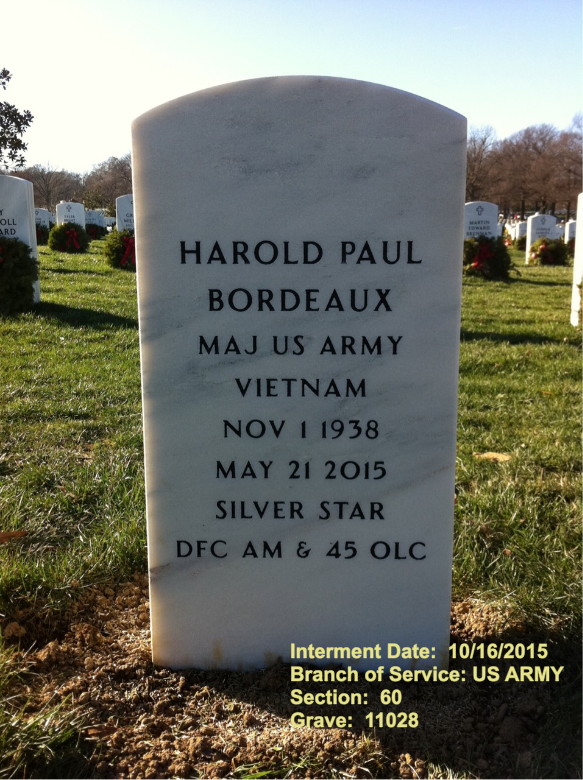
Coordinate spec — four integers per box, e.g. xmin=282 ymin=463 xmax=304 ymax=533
xmin=464 ymin=201 xmax=499 ymax=239
xmin=115 ymin=195 xmax=134 ymax=231
xmin=34 ymin=207 xmax=50 ymax=229
xmin=85 ymin=209 xmax=105 ymax=228
xmin=525 ymin=213 xmax=557 ymax=262
xmin=132 ymin=77 xmax=467 ymax=670
xmin=56 ymin=201 xmax=85 ymax=228
xmin=0 ymin=174 xmax=40 ymax=303
xmin=565 ymin=220 xmax=576 ymax=244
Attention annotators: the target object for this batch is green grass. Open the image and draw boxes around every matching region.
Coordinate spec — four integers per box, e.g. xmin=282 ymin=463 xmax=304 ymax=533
xmin=454 ymin=252 xmax=581 ymax=634
xmin=0 ymin=243 xmax=145 ymax=625
xmin=0 ymin=637 xmax=90 ymax=779
xmin=0 ymin=242 xmax=581 ymax=778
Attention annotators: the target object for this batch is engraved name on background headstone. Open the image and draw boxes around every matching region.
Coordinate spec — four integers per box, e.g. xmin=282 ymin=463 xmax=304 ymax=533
xmin=525 ymin=213 xmax=558 ymax=263
xmin=115 ymin=195 xmax=134 ymax=231
xmin=464 ymin=201 xmax=499 ymax=239
xmin=56 ymin=201 xmax=86 ymax=228
xmin=132 ymin=77 xmax=467 ymax=670
xmin=0 ymin=174 xmax=40 ymax=302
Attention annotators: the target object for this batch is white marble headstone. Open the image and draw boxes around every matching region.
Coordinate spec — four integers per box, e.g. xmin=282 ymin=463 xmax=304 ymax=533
xmin=564 ymin=220 xmax=576 ymax=243
xmin=132 ymin=77 xmax=467 ymax=671
xmin=115 ymin=195 xmax=134 ymax=231
xmin=570 ymin=195 xmax=582 ymax=326
xmin=34 ymin=208 xmax=50 ymax=228
xmin=464 ymin=201 xmax=499 ymax=239
xmin=525 ymin=213 xmax=557 ymax=262
xmin=56 ymin=201 xmax=85 ymax=228
xmin=0 ymin=174 xmax=40 ymax=303
xmin=85 ymin=209 xmax=105 ymax=227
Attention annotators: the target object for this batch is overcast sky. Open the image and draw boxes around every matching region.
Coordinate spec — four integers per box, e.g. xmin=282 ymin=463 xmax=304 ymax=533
xmin=3 ymin=0 xmax=582 ymax=174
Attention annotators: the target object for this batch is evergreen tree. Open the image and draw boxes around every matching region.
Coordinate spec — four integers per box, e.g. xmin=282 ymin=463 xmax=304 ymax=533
xmin=0 ymin=69 xmax=33 ymax=169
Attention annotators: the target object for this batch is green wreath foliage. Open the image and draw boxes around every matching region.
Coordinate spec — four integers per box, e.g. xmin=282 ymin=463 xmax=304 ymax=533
xmin=514 ymin=235 xmax=527 ymax=251
xmin=463 ymin=235 xmax=512 ymax=280
xmin=35 ymin=224 xmax=49 ymax=245
xmin=567 ymin=237 xmax=575 ymax=258
xmin=528 ymin=238 xmax=569 ymax=266
xmin=104 ymin=229 xmax=135 ymax=271
xmin=0 ymin=237 xmax=38 ymax=315
xmin=85 ymin=223 xmax=107 ymax=240
xmin=48 ymin=222 xmax=90 ymax=253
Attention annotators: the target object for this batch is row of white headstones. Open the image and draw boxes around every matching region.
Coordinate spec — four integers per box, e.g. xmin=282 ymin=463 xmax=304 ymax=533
xmin=34 ymin=206 xmax=111 ymax=229
xmin=464 ymin=200 xmax=577 ymax=251
xmin=0 ymin=174 xmax=134 ymax=305
xmin=33 ymin=195 xmax=134 ymax=232
xmin=1 ymin=175 xmax=580 ymax=325
xmin=465 ymin=199 xmax=582 ymax=326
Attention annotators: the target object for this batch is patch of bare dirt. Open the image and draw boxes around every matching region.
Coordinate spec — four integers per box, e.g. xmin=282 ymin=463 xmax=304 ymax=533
xmin=4 ymin=576 xmax=580 ymax=779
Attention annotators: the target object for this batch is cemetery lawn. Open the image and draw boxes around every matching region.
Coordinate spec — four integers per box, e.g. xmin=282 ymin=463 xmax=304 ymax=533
xmin=0 ymin=242 xmax=580 ymax=779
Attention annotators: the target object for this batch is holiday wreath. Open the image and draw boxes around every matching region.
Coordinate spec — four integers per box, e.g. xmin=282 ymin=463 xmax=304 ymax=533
xmin=463 ymin=235 xmax=512 ymax=280
xmin=48 ymin=222 xmax=90 ymax=253
xmin=85 ymin=223 xmax=107 ymax=240
xmin=104 ymin=230 xmax=135 ymax=271
xmin=528 ymin=238 xmax=569 ymax=266
xmin=35 ymin=224 xmax=49 ymax=245
xmin=0 ymin=236 xmax=38 ymax=315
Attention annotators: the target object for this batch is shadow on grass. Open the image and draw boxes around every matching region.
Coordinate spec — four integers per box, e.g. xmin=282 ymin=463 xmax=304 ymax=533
xmin=34 ymin=302 xmax=137 ymax=330
xmin=45 ymin=267 xmax=112 ymax=277
xmin=511 ymin=277 xmax=572 ymax=288
xmin=461 ymin=329 xmax=572 ymax=345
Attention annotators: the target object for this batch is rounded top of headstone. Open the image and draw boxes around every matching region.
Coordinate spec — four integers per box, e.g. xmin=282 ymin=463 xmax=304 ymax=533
xmin=0 ymin=174 xmax=33 ymax=189
xmin=133 ymin=76 xmax=466 ymax=129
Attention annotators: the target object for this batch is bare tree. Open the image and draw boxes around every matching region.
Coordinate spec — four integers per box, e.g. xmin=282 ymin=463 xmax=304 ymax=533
xmin=555 ymin=116 xmax=582 ymax=219
xmin=12 ymin=164 xmax=83 ymax=210
xmin=82 ymin=154 xmax=132 ymax=214
xmin=485 ymin=121 xmax=581 ymax=218
xmin=465 ymin=125 xmax=497 ymax=202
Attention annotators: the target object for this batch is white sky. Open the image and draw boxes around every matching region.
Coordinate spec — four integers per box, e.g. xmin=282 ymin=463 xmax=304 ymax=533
xmin=3 ymin=0 xmax=582 ymax=174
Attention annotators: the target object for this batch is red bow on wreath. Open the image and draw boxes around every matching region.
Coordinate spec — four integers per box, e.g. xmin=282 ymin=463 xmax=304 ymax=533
xmin=470 ymin=241 xmax=494 ymax=270
xmin=120 ymin=236 xmax=135 ymax=267
xmin=65 ymin=229 xmax=80 ymax=251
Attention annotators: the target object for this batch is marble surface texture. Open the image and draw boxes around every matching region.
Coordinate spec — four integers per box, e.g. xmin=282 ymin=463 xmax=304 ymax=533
xmin=132 ymin=77 xmax=467 ymax=670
